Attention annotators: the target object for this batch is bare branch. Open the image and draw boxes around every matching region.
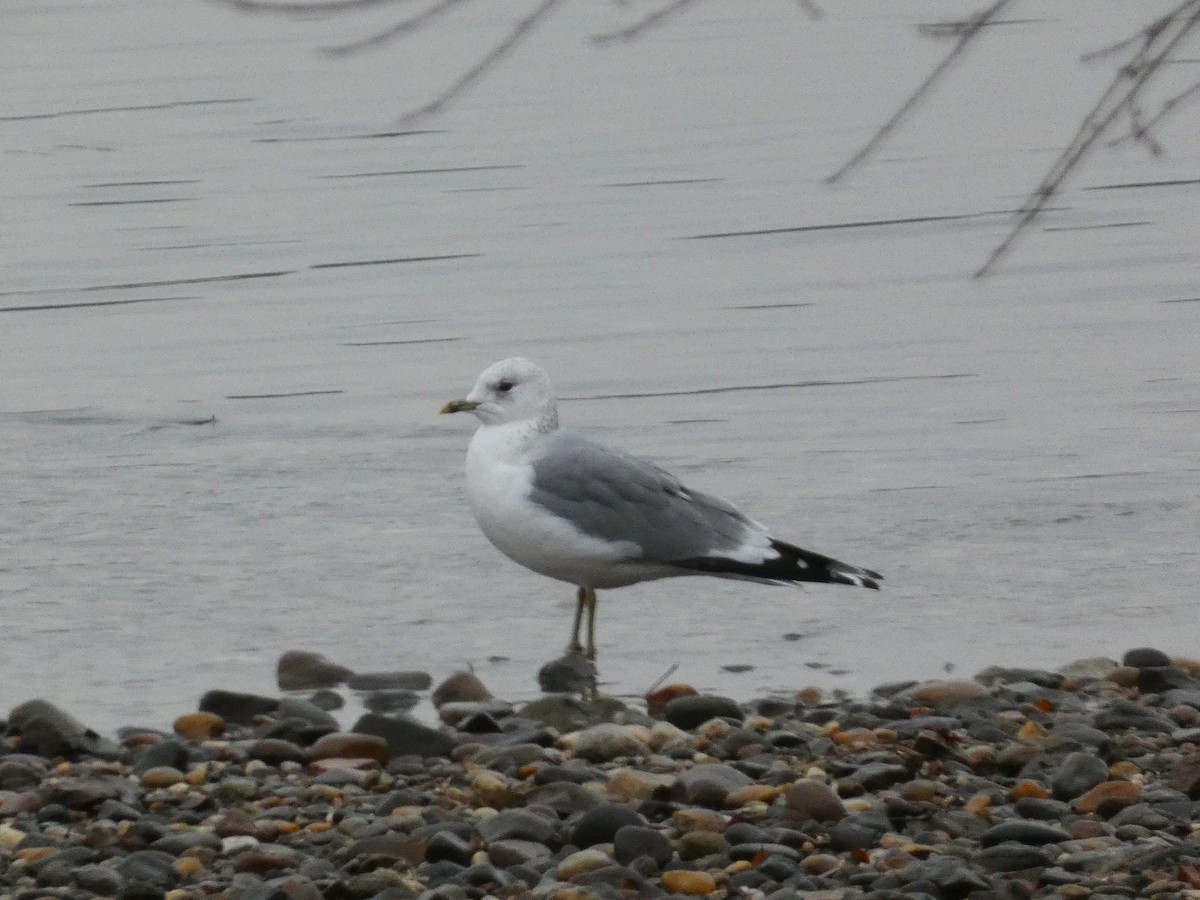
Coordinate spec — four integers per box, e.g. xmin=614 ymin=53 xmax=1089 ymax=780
xmin=592 ymin=0 xmax=704 ymax=44
xmin=826 ymin=0 xmax=1013 ymax=183
xmin=1106 ymin=75 xmax=1200 ymax=148
xmin=397 ymin=0 xmax=564 ymax=124
xmin=322 ymin=0 xmax=470 ymax=56
xmin=975 ymin=1 xmax=1200 ymax=277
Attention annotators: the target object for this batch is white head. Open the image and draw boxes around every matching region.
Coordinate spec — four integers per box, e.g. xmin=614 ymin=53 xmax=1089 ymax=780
xmin=441 ymin=357 xmax=558 ymax=428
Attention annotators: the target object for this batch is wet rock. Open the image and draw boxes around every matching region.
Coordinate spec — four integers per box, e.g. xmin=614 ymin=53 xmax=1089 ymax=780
xmin=973 ymin=841 xmax=1050 ymax=872
xmin=131 ymin=738 xmax=189 ymax=774
xmin=7 ymin=699 xmax=121 ymax=759
xmin=276 ymin=697 xmax=339 ymax=730
xmin=199 ymin=689 xmax=280 ymax=725
xmin=572 ymin=723 xmax=649 ymax=762
xmin=438 ymin=699 xmax=514 ymax=728
xmin=431 ymin=671 xmax=492 ymax=707
xmin=571 ymin=803 xmax=646 ymax=847
xmin=518 ymin=695 xmax=628 ymax=732
xmin=538 ymin=654 xmax=597 ymax=694
xmin=115 ymin=849 xmax=179 ymax=890
xmin=1051 ymin=751 xmax=1110 ymax=799
xmin=1058 ymin=656 xmax=1118 ymax=681
xmin=661 ymin=694 xmax=743 ymax=729
xmin=1094 ymin=700 xmax=1176 ymax=733
xmin=307 ymin=689 xmax=344 ymax=711
xmin=307 ymin=731 xmax=390 ymax=764
xmin=477 ymin=809 xmax=559 ymax=845
xmin=556 ymin=847 xmax=612 ymax=880
xmin=980 ymin=820 xmax=1071 ymax=846
xmin=608 ymin=767 xmax=675 ymax=801
xmin=1167 ymin=751 xmax=1200 ymax=798
xmin=676 ymin=762 xmax=753 ymax=807
xmin=677 ymin=829 xmax=729 ymax=859
xmin=909 ymin=679 xmax=988 ymax=706
xmin=1136 ymin=665 xmax=1198 ymax=693
xmin=661 ymin=870 xmax=717 ymax=895
xmin=828 ymin=814 xmax=889 ymax=851
xmin=248 ymin=738 xmax=308 ymax=766
xmin=784 ymin=779 xmax=846 ymax=823
xmin=613 ymin=824 xmax=673 ymax=868
xmin=276 ymin=650 xmax=354 ymax=691
xmin=72 ymin=863 xmax=124 ymax=895
xmin=486 ymin=838 xmax=554 ymax=867
xmin=1122 ymin=647 xmax=1171 ymax=669
xmin=363 ymin=689 xmax=421 ymax=714
xmin=43 ymin=775 xmax=125 ymax=809
xmin=645 ymin=684 xmax=699 ymax=718
xmin=172 ymin=711 xmax=227 ymax=741
xmin=426 ymin=830 xmax=474 ymax=865
xmin=1075 ymin=780 xmax=1139 ymax=815
xmin=351 ymin=713 xmax=455 ymax=758
xmin=346 ymin=670 xmax=433 ymax=691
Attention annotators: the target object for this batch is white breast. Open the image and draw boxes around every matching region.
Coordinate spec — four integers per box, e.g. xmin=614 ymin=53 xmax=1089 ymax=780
xmin=463 ymin=422 xmax=659 ymax=589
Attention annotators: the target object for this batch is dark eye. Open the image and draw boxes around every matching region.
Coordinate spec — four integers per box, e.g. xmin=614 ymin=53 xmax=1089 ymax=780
xmin=496 ymin=379 xmax=515 ymax=393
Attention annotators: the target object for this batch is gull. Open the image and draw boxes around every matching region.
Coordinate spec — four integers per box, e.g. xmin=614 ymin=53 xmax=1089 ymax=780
xmin=441 ymin=357 xmax=881 ymax=660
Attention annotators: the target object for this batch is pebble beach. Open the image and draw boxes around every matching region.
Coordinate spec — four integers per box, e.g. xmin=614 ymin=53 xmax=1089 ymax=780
xmin=5 ymin=647 xmax=1200 ymax=900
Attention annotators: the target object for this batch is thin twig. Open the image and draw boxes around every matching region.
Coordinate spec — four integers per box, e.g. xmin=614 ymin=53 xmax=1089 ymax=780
xmin=322 ymin=0 xmax=470 ymax=56
xmin=397 ymin=0 xmax=563 ymax=124
xmin=975 ymin=2 xmax=1200 ymax=277
xmin=826 ymin=0 xmax=1013 ymax=183
xmin=644 ymin=663 xmax=680 ymax=696
xmin=1106 ymin=76 xmax=1200 ymax=147
xmin=592 ymin=0 xmax=704 ymax=44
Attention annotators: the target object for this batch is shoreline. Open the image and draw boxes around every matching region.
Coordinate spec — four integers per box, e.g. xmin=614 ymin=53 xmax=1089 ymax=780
xmin=4 ymin=647 xmax=1200 ymax=899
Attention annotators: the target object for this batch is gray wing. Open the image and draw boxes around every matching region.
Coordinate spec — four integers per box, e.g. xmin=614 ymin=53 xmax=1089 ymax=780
xmin=527 ymin=429 xmax=754 ymax=562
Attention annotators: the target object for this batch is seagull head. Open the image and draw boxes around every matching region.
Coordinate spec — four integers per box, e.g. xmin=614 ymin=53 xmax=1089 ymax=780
xmin=441 ymin=357 xmax=557 ymax=427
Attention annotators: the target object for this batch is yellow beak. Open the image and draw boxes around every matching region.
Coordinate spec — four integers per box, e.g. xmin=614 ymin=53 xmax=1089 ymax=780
xmin=440 ymin=399 xmax=479 ymax=414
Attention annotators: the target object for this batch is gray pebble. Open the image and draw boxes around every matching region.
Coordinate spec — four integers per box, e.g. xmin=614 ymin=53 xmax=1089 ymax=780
xmin=1051 ymin=750 xmax=1109 ymax=799
xmin=613 ymin=824 xmax=672 ymax=868
xmin=352 ymin=712 xmax=455 ymax=758
xmin=662 ymin=694 xmax=744 ymax=729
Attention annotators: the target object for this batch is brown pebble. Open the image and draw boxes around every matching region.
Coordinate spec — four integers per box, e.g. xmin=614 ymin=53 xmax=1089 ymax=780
xmin=1169 ymin=752 xmax=1200 ymax=798
xmin=1106 ymin=666 xmax=1139 ymax=688
xmin=802 ymin=852 xmax=841 ymax=875
xmin=899 ymin=780 xmax=939 ymax=803
xmin=1172 ymin=656 xmax=1200 ymax=675
xmin=173 ymin=712 xmax=225 ymax=742
xmin=677 ymin=830 xmax=729 ymax=860
xmin=141 ymin=766 xmax=185 ymax=788
xmin=607 ymin=767 xmax=675 ymax=801
xmin=276 ymin=649 xmax=354 ymax=691
xmin=784 ymin=779 xmax=845 ymax=823
xmin=910 ymin=679 xmax=988 ymax=706
xmin=646 ymin=683 xmax=698 ymax=718
xmin=1017 ymin=721 xmax=1047 ymax=741
xmin=1009 ymin=779 xmax=1050 ymax=800
xmin=725 ymin=784 xmax=778 ymax=807
xmin=662 ymin=869 xmax=718 ymax=894
xmin=673 ymin=807 xmax=727 ymax=833
xmin=306 ymin=732 xmax=389 ymax=765
xmin=1066 ymin=818 xmax=1112 ymax=839
xmin=174 ymin=857 xmax=205 ymax=878
xmin=1075 ymin=780 xmax=1139 ymax=814
xmin=431 ymin=671 xmax=492 ymax=707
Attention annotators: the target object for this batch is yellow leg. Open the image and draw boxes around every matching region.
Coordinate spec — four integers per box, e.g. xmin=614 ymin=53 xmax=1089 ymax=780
xmin=583 ymin=588 xmax=598 ymax=661
xmin=566 ymin=586 xmax=586 ymax=655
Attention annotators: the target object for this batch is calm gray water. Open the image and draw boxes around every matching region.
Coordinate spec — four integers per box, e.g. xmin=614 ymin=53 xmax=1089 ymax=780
xmin=3 ymin=0 xmax=1198 ymax=733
